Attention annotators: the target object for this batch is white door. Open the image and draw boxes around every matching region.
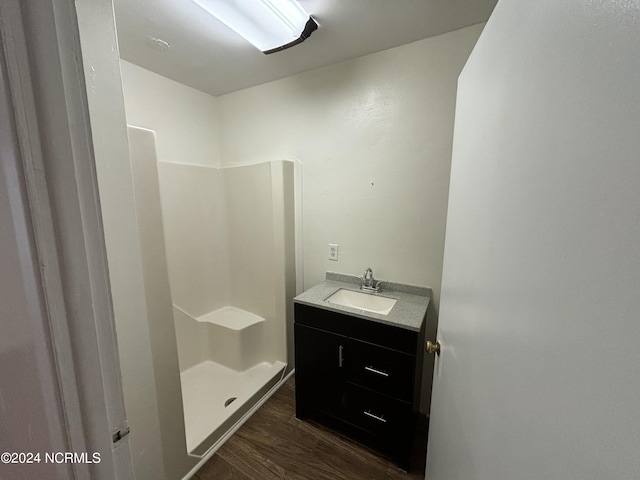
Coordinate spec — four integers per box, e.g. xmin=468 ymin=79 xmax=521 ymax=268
xmin=426 ymin=1 xmax=640 ymax=479
xmin=0 ymin=0 xmax=134 ymax=478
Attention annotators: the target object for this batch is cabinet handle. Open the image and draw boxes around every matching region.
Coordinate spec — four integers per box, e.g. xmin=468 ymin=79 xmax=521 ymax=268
xmin=364 ymin=366 xmax=389 ymax=377
xmin=338 ymin=345 xmax=344 ymax=368
xmin=363 ymin=410 xmax=387 ymax=423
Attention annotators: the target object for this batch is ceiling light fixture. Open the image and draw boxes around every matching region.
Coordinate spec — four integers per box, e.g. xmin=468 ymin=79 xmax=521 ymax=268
xmin=192 ymin=0 xmax=318 ymax=54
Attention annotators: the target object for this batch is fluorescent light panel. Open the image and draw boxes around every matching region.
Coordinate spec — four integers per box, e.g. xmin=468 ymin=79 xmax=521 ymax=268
xmin=193 ymin=0 xmax=317 ymax=53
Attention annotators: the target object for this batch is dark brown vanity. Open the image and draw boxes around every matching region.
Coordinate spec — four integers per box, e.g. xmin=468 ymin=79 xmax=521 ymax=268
xmin=293 ymin=273 xmax=429 ymax=470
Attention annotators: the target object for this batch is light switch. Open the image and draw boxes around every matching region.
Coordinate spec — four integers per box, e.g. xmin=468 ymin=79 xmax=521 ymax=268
xmin=328 ymin=243 xmax=339 ymax=261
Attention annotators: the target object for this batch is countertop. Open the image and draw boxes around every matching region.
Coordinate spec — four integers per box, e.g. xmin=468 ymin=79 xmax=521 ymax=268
xmin=293 ymin=272 xmax=431 ymax=332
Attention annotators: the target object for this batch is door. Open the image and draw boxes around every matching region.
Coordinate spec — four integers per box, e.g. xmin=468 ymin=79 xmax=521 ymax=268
xmin=426 ymin=1 xmax=640 ymax=479
xmin=0 ymin=1 xmax=134 ymax=478
xmin=295 ymin=324 xmax=348 ymax=418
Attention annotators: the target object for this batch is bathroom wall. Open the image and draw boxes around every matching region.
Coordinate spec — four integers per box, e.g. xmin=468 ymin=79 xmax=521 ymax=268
xmin=121 ymin=25 xmax=484 ymax=311
xmin=120 ymin=60 xmax=221 ymax=167
xmin=216 ymin=24 xmax=485 ymax=310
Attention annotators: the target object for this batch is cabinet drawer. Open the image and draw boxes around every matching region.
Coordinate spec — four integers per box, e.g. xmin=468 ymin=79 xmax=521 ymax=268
xmin=346 ymin=384 xmax=411 ymax=438
xmin=295 ymin=303 xmax=421 ymax=354
xmin=348 ymin=339 xmax=414 ymax=401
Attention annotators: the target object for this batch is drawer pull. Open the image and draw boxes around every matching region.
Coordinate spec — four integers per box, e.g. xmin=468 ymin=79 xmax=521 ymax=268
xmin=364 ymin=366 xmax=389 ymax=377
xmin=363 ymin=410 xmax=387 ymax=423
xmin=339 ymin=345 xmax=344 ymax=368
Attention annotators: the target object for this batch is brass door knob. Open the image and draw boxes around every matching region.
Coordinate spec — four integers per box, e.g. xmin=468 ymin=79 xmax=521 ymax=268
xmin=426 ymin=340 xmax=441 ymax=355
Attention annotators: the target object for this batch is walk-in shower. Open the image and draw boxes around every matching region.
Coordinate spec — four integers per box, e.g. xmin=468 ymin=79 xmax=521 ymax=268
xmin=128 ymin=126 xmax=297 ymax=476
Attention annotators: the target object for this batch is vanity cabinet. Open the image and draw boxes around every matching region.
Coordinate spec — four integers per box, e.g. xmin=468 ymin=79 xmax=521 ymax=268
xmin=294 ymin=302 xmax=426 ymax=470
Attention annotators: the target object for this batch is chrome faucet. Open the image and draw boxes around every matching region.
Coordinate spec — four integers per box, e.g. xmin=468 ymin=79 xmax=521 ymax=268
xmin=360 ymin=267 xmax=382 ymax=293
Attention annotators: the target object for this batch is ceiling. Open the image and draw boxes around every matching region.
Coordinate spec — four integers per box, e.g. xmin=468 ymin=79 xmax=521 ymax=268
xmin=114 ymin=0 xmax=498 ymax=97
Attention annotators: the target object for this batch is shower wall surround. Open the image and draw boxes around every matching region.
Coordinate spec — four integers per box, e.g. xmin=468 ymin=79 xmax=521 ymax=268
xmin=128 ymin=126 xmax=295 ymax=479
xmin=157 ymin=163 xmax=230 ymax=316
xmin=158 ymin=160 xmax=291 ymax=372
xmin=128 ymin=127 xmax=192 ymax=479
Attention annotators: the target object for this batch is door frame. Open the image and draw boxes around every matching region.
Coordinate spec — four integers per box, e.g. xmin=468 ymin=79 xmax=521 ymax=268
xmin=0 ymin=0 xmax=133 ymax=478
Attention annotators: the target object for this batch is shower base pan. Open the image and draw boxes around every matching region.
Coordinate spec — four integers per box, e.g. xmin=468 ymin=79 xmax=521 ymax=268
xmin=181 ymin=359 xmax=286 ymax=456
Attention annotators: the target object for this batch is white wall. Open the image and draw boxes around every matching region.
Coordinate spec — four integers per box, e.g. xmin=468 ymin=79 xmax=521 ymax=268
xmin=120 ymin=60 xmax=221 ymax=167
xmin=120 ymin=25 xmax=484 ymax=309
xmin=427 ymin=0 xmax=640 ymax=478
xmin=216 ymin=24 xmax=484 ymax=309
xmin=157 ymin=163 xmax=230 ymax=317
xmin=226 ymin=163 xmax=276 ymax=320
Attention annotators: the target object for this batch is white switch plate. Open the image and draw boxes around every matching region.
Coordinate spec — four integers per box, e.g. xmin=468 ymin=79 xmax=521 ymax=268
xmin=328 ymin=243 xmax=339 ymax=261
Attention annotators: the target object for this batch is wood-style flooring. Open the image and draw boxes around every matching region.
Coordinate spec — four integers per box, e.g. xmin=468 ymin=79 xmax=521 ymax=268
xmin=194 ymin=376 xmax=426 ymax=480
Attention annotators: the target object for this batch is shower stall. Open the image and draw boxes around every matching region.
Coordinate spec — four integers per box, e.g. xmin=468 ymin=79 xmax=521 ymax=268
xmin=128 ymin=126 xmax=297 ymax=476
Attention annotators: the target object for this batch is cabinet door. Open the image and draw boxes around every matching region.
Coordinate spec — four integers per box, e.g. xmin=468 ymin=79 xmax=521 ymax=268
xmin=295 ymin=323 xmax=347 ymax=419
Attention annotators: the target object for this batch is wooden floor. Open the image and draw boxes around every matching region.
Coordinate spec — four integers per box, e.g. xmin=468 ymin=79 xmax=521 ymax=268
xmin=194 ymin=376 xmax=426 ymax=480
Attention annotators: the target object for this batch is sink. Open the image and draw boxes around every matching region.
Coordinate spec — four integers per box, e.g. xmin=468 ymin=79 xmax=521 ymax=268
xmin=325 ymin=289 xmax=397 ymax=315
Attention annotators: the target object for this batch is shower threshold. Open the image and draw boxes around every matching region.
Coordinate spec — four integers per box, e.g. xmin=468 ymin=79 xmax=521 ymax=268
xmin=180 ymin=360 xmax=286 ymax=456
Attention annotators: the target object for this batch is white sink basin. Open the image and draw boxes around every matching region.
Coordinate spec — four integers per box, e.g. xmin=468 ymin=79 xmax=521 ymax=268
xmin=325 ymin=289 xmax=397 ymax=315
